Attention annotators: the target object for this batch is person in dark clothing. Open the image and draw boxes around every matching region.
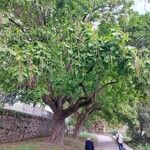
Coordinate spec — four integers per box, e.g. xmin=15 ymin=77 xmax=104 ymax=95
xmin=85 ymin=137 xmax=94 ymax=150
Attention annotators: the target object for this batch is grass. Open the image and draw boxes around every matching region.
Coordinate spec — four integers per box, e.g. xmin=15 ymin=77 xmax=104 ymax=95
xmin=0 ymin=143 xmax=38 ymax=150
xmin=80 ymin=132 xmax=98 ymax=144
xmin=134 ymin=144 xmax=150 ymax=150
xmin=0 ymin=144 xmax=39 ymax=150
xmin=0 ymin=136 xmax=84 ymax=150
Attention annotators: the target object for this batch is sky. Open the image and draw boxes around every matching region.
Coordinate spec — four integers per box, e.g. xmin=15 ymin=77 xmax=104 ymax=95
xmin=133 ymin=0 xmax=150 ymax=14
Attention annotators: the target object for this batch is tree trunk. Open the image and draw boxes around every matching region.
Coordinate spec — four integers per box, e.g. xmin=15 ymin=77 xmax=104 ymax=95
xmin=73 ymin=111 xmax=89 ymax=139
xmin=42 ymin=93 xmax=95 ymax=143
xmin=73 ymin=102 xmax=100 ymax=138
xmin=49 ymin=113 xmax=65 ymax=144
xmin=73 ymin=119 xmax=84 ymax=138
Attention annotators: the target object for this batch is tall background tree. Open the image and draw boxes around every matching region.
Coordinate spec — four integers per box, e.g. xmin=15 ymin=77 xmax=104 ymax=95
xmin=120 ymin=11 xmax=150 ymax=141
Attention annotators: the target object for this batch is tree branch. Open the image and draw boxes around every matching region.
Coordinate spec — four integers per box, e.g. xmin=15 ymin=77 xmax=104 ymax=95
xmin=8 ymin=18 xmax=32 ymax=42
xmin=82 ymin=4 xmax=107 ymax=22
xmin=87 ymin=103 xmax=98 ymax=115
xmin=56 ymin=95 xmax=70 ymax=110
xmin=8 ymin=18 xmax=26 ymax=33
xmin=48 ymin=81 xmax=54 ymax=95
xmin=78 ymin=63 xmax=95 ymax=96
xmin=96 ymin=80 xmax=118 ymax=95
xmin=42 ymin=94 xmax=57 ymax=113
xmin=79 ymin=81 xmax=87 ymax=96
xmin=62 ymin=97 xmax=92 ymax=118
xmin=63 ymin=95 xmax=72 ymax=104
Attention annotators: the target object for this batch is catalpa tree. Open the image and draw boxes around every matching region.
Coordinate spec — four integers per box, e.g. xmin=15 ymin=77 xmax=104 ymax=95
xmin=0 ymin=0 xmax=138 ymax=143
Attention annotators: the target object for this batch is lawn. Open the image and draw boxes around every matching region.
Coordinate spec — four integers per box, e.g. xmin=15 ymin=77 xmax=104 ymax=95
xmin=134 ymin=144 xmax=150 ymax=150
xmin=80 ymin=132 xmax=98 ymax=143
xmin=0 ymin=136 xmax=84 ymax=150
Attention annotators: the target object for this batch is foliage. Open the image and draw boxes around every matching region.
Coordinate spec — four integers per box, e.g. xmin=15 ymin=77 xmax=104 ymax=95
xmin=121 ymin=12 xmax=150 ymax=142
xmin=69 ymin=8 xmax=150 ymax=136
xmin=0 ymin=0 xmax=138 ymax=107
xmin=0 ymin=0 xmax=145 ymax=143
xmin=134 ymin=144 xmax=150 ymax=150
xmin=124 ymin=12 xmax=150 ymax=88
xmin=78 ymin=50 xmax=142 ymax=131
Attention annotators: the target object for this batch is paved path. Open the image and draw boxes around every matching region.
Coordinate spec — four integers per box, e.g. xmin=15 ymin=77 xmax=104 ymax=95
xmin=94 ymin=134 xmax=133 ymax=150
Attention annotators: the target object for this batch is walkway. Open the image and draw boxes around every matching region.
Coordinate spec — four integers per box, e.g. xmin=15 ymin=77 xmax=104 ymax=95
xmin=95 ymin=134 xmax=133 ymax=150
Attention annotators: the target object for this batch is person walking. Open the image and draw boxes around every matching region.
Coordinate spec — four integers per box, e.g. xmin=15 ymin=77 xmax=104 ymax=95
xmin=116 ymin=132 xmax=125 ymax=150
xmin=85 ymin=137 xmax=95 ymax=150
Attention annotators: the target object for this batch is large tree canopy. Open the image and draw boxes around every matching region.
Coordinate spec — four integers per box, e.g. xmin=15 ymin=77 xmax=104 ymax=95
xmin=0 ymin=0 xmax=141 ymax=143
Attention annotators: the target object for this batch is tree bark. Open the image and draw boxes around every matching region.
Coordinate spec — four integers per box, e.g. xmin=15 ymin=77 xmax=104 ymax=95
xmin=42 ymin=92 xmax=98 ymax=143
xmin=73 ymin=115 xmax=85 ymax=138
xmin=73 ymin=102 xmax=101 ymax=138
xmin=49 ymin=113 xmax=65 ymax=144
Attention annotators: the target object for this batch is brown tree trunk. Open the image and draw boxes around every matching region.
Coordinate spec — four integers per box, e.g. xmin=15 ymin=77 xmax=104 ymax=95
xmin=49 ymin=113 xmax=65 ymax=144
xmin=73 ymin=117 xmax=85 ymax=138
xmin=73 ymin=110 xmax=90 ymax=139
xmin=42 ymin=92 xmax=95 ymax=144
xmin=73 ymin=102 xmax=101 ymax=138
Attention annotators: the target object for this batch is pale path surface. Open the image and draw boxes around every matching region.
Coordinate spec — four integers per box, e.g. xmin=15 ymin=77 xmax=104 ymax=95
xmin=94 ymin=134 xmax=133 ymax=150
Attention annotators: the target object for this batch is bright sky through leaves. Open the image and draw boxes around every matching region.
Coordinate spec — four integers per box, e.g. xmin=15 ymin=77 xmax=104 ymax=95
xmin=133 ymin=0 xmax=150 ymax=13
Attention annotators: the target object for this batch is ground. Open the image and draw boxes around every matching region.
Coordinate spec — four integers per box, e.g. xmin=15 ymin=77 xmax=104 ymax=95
xmin=0 ymin=136 xmax=84 ymax=150
xmin=0 ymin=134 xmax=133 ymax=150
xmin=95 ymin=134 xmax=133 ymax=150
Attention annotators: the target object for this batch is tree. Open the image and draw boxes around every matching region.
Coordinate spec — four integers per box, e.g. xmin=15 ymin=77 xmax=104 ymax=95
xmin=0 ymin=0 xmax=139 ymax=144
xmin=72 ymin=9 xmax=142 ymax=139
xmin=72 ymin=101 xmax=100 ymax=138
xmin=124 ymin=12 xmax=150 ymax=101
xmin=120 ymin=12 xmax=150 ymax=142
xmin=72 ymin=76 xmax=141 ymax=138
